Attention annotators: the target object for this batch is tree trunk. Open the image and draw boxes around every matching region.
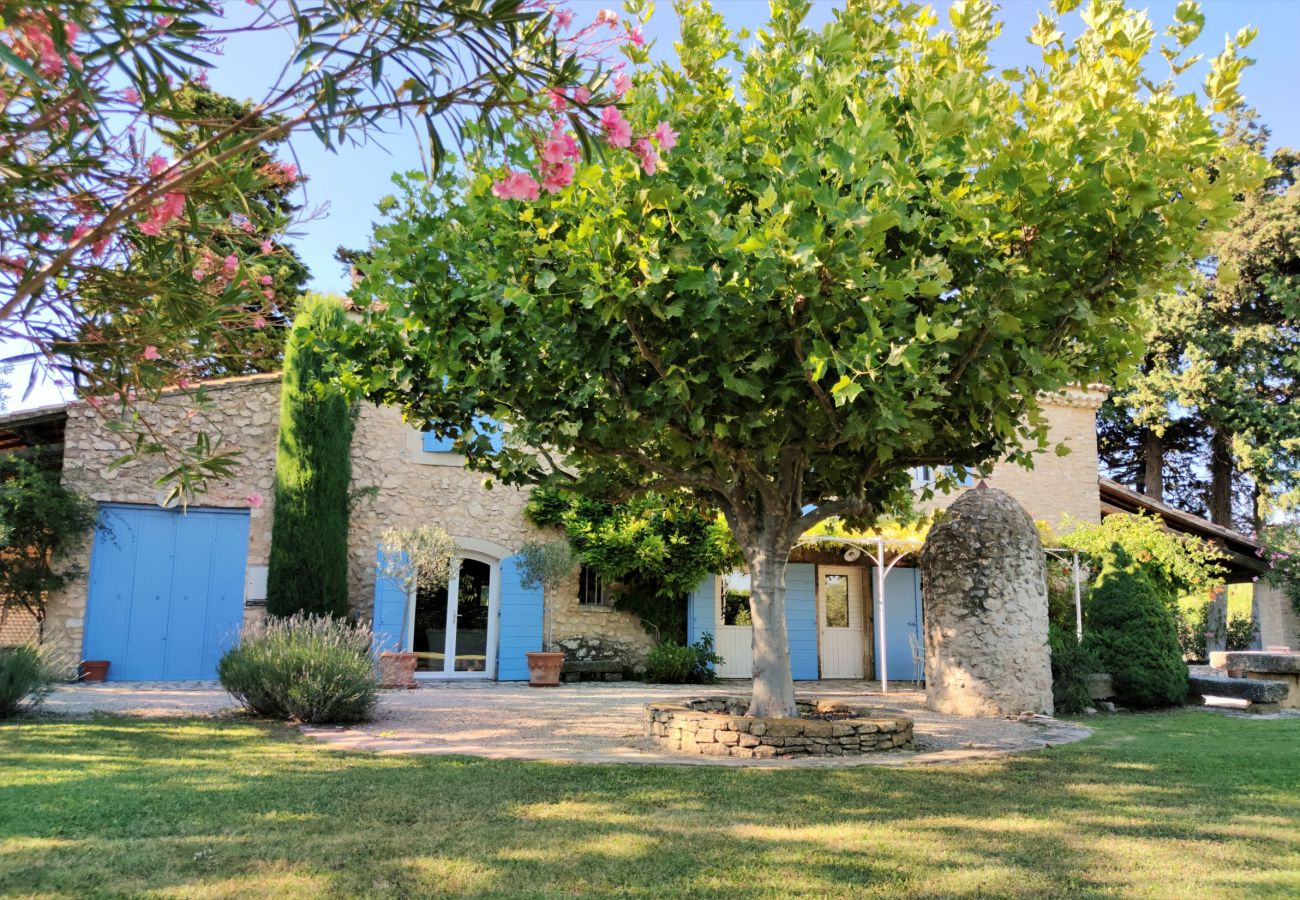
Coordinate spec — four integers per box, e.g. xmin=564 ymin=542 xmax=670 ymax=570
xmin=1209 ymin=427 xmax=1235 ymax=528
xmin=745 ymin=539 xmax=798 ymax=719
xmin=1141 ymin=427 xmax=1164 ymax=502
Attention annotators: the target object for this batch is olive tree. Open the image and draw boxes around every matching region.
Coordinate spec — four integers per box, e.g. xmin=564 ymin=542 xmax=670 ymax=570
xmin=342 ymin=0 xmax=1264 ymax=716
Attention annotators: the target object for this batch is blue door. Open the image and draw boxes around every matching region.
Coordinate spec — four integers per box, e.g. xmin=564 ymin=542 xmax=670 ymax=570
xmin=871 ymin=567 xmax=923 ymax=683
xmin=83 ymin=505 xmax=250 ymax=681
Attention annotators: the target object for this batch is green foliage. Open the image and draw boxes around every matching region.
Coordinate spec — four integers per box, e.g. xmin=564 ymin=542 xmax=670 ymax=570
xmin=218 ymin=614 xmax=378 ymax=724
xmin=1084 ymin=548 xmax=1188 ymax=708
xmin=1049 ymin=624 xmax=1100 ymax=717
xmin=1100 ymin=108 xmax=1300 ymax=528
xmin=1176 ymin=601 xmax=1259 ymax=662
xmin=525 ymin=488 xmax=738 ymax=616
xmin=643 ymin=634 xmax=722 ymax=684
xmin=0 ymin=451 xmax=97 ymax=622
xmin=0 ymin=644 xmax=54 ymax=719
xmin=514 ymin=539 xmax=580 ymax=592
xmin=266 ymin=295 xmax=357 ymax=618
xmin=1056 ymin=513 xmax=1226 ymax=605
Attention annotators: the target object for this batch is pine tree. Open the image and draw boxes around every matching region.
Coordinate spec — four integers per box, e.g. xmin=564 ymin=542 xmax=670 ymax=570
xmin=265 ymin=295 xmax=356 ymax=618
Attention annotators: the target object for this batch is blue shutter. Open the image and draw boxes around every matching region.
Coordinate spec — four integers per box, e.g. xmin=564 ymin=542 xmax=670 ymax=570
xmin=421 ymin=417 xmax=504 ymax=454
xmin=422 ymin=432 xmax=456 ymax=452
xmin=784 ymin=563 xmax=819 ymax=680
xmin=686 ymin=574 xmax=717 ymax=647
xmin=372 ymin=547 xmax=409 ymax=653
xmin=497 ymin=553 xmax=543 ymax=680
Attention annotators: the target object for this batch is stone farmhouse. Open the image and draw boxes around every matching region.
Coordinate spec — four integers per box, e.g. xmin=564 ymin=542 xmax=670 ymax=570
xmin=0 ymin=375 xmax=1288 ymax=682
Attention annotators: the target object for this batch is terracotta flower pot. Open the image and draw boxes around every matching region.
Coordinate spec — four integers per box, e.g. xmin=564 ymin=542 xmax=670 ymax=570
xmin=525 ymin=651 xmax=565 ymax=687
xmin=79 ymin=660 xmax=110 ymax=683
xmin=1227 ymin=667 xmax=1245 ymax=679
xmin=378 ymin=651 xmax=419 ymax=689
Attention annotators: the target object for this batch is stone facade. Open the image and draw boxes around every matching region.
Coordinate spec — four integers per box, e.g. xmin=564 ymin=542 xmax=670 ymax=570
xmin=920 ymin=487 xmax=1054 ymax=717
xmin=918 ymin=388 xmax=1105 ymax=531
xmin=43 ymin=375 xmax=652 ymax=670
xmin=646 ymin=696 xmax=913 ymax=758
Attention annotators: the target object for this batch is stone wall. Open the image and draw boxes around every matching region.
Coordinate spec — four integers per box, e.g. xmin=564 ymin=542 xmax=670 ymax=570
xmin=646 ymin=697 xmax=913 ymax=758
xmin=1255 ymin=583 xmax=1300 ymax=650
xmin=920 ymin=487 xmax=1054 ymax=717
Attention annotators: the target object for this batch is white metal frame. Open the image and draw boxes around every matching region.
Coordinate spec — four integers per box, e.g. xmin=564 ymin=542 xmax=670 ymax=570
xmin=407 ymin=550 xmax=502 ymax=680
xmin=793 ymin=535 xmax=1083 ymax=694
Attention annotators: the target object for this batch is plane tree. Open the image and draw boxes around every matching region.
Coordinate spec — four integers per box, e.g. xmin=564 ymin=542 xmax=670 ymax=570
xmin=342 ymin=0 xmax=1264 ymax=716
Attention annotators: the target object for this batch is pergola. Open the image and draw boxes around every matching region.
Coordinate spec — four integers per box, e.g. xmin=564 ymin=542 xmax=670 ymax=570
xmin=792 ymin=535 xmax=1085 ymax=694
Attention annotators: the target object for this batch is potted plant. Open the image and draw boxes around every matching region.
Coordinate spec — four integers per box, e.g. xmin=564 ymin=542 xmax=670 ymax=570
xmin=516 ymin=540 xmax=579 ymax=687
xmin=79 ymin=659 xmax=110 ymax=682
xmin=375 ymin=525 xmax=455 ymax=688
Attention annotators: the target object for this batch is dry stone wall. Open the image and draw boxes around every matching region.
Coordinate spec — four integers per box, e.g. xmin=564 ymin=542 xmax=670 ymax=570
xmin=920 ymin=487 xmax=1054 ymax=717
xmin=646 ymin=697 xmax=914 ymax=758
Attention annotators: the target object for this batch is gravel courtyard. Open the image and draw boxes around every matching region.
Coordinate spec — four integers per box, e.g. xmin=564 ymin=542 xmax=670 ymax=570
xmin=41 ymin=679 xmax=1090 ymax=767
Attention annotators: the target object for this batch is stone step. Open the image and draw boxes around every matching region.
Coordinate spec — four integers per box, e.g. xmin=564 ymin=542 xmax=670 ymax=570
xmin=1187 ymin=674 xmax=1289 ymax=704
xmin=1208 ymin=651 xmax=1300 ymax=675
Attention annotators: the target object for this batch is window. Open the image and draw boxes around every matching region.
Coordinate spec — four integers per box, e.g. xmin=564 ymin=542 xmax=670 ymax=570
xmin=912 ymin=465 xmax=976 ymax=489
xmin=719 ymin=570 xmax=752 ymax=626
xmin=823 ymin=573 xmax=849 ymax=627
xmin=577 ymin=565 xmax=607 ymax=606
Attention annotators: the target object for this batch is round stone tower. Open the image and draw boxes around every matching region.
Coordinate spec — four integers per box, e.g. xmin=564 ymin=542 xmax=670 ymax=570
xmin=919 ymin=486 xmax=1053 ymax=717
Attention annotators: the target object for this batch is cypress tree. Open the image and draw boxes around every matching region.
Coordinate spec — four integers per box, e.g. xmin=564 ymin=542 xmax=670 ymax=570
xmin=265 ymin=294 xmax=356 ymax=618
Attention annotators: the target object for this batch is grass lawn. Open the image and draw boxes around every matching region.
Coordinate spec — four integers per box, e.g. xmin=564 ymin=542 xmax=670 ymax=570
xmin=2 ymin=711 xmax=1298 ymax=898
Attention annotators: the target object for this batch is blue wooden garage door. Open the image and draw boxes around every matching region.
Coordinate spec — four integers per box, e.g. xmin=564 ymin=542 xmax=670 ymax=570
xmin=83 ymin=505 xmax=250 ymax=681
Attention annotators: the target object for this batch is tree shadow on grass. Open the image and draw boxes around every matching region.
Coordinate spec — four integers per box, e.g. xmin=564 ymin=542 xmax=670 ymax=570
xmin=1 ymin=711 xmax=1298 ymax=897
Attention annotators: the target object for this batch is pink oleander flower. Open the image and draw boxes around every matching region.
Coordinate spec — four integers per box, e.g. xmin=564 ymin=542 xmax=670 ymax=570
xmin=265 ymin=160 xmax=298 ymax=184
xmin=92 ymin=236 xmax=109 ymax=257
xmin=147 ymin=154 xmax=170 ymax=177
xmin=192 ymin=267 xmax=206 ymax=282
xmin=613 ymin=73 xmax=632 ymax=97
xmin=542 ymin=162 xmax=574 ymax=193
xmin=491 ymin=170 xmax=540 ymax=201
xmin=252 ymin=315 xmax=268 ymax=328
xmin=573 ymin=86 xmax=591 ymax=104
xmin=542 ymin=136 xmax=573 ymax=165
xmin=245 ymin=492 xmax=264 ymax=509
xmin=138 ymin=219 xmax=162 ymax=237
xmin=626 ymin=26 xmax=644 ymax=46
xmin=600 ymin=106 xmax=632 ymax=148
xmin=87 ymin=395 xmax=103 ymax=409
xmin=157 ymin=192 xmax=184 ymax=221
xmin=633 ymin=138 xmax=659 ymax=175
xmin=553 ymin=8 xmax=574 ymax=30
xmin=595 ymin=9 xmax=618 ymax=27
xmin=156 ymin=14 xmax=175 ymax=29
xmin=259 ymin=275 xmax=273 ymax=286
xmin=260 ymin=239 xmax=274 ymax=254
xmin=262 ymin=289 xmax=274 ymax=300
xmin=654 ymin=120 xmax=679 ymax=152
xmin=223 ymin=254 xmax=239 ymax=276
xmin=143 ymin=345 xmax=160 ymax=360
xmin=70 ymin=223 xmax=92 ymax=243
xmin=122 ymin=87 xmax=140 ymax=104
xmin=549 ymin=89 xmax=567 ymax=111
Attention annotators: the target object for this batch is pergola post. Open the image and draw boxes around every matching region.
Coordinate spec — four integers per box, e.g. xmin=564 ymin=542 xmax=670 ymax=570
xmin=876 ymin=537 xmax=888 ymax=694
xmin=1072 ymin=551 xmax=1083 ymax=642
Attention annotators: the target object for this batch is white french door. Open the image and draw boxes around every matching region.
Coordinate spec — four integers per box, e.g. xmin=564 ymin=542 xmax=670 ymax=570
xmin=818 ymin=565 xmax=865 ymax=679
xmin=408 ymin=553 xmax=500 ymax=679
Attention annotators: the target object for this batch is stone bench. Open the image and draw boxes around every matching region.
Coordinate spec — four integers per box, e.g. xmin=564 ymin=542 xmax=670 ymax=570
xmin=1187 ymin=674 xmax=1290 ymax=713
xmin=1207 ymin=651 xmax=1300 ymax=709
xmin=560 ymin=659 xmax=625 ymax=682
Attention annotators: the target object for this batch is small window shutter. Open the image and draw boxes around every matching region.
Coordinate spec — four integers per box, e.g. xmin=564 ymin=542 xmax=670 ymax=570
xmin=422 ymin=432 xmax=456 ymax=453
xmin=422 ymin=418 xmax=503 ymax=453
xmin=372 ymin=546 xmax=409 ymax=653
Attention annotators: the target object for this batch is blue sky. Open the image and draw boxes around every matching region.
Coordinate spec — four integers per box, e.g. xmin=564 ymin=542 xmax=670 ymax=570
xmin=7 ymin=0 xmax=1300 ymax=410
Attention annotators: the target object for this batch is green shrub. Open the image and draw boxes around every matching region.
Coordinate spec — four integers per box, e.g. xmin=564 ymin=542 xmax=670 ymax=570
xmin=0 ymin=644 xmax=54 ymax=719
xmin=1049 ymin=624 xmax=1099 ymax=716
xmin=1084 ymin=547 xmax=1188 ymax=709
xmin=644 ymin=634 xmax=723 ymax=684
xmin=218 ymin=614 xmax=377 ymax=724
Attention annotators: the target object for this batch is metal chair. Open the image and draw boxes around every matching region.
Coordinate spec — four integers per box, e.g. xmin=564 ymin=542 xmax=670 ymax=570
xmin=907 ymin=631 xmax=925 ymax=689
